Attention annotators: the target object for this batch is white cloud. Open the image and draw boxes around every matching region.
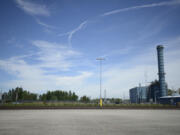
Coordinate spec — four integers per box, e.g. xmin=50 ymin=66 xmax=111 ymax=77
xmin=0 ymin=40 xmax=93 ymax=94
xmin=102 ymin=0 xmax=180 ymax=16
xmin=55 ymin=72 xmax=93 ymax=87
xmin=15 ymin=0 xmax=56 ymax=31
xmin=32 ymin=40 xmax=81 ymax=70
xmin=58 ymin=21 xmax=87 ymax=47
xmin=35 ymin=19 xmax=56 ymax=29
xmin=15 ymin=0 xmax=50 ymax=16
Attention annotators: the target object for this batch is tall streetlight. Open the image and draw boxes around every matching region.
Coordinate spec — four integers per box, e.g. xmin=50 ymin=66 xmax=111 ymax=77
xmin=96 ymin=57 xmax=105 ymax=107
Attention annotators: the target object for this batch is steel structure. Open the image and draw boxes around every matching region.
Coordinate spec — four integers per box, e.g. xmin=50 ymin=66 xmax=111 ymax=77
xmin=157 ymin=45 xmax=167 ymax=97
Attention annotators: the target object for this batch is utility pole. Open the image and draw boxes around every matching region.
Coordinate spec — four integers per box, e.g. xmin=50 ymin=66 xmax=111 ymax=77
xmin=96 ymin=57 xmax=105 ymax=107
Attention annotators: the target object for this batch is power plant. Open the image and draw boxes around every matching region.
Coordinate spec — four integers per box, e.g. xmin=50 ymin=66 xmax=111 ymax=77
xmin=157 ymin=45 xmax=167 ymax=97
xmin=129 ymin=45 xmax=180 ymax=105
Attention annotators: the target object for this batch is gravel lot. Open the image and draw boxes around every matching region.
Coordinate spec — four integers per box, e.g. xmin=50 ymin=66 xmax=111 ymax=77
xmin=0 ymin=109 xmax=180 ymax=135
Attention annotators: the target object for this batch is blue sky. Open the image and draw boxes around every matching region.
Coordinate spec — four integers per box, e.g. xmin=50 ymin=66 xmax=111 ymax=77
xmin=0 ymin=0 xmax=180 ymax=98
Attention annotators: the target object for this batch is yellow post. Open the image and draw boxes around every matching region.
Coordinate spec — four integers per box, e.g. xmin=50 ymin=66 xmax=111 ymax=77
xmin=100 ymin=99 xmax=103 ymax=107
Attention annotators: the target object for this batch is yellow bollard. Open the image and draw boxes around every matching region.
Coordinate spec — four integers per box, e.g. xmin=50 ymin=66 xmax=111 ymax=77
xmin=99 ymin=99 xmax=103 ymax=107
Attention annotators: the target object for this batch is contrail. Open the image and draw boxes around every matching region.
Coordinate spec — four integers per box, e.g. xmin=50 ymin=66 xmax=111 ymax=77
xmin=58 ymin=21 xmax=87 ymax=47
xmin=102 ymin=0 xmax=180 ymax=16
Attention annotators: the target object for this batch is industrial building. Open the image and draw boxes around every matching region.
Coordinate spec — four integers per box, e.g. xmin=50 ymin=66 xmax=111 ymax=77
xmin=129 ymin=86 xmax=148 ymax=103
xmin=147 ymin=80 xmax=160 ymax=103
xmin=160 ymin=95 xmax=180 ymax=105
xmin=156 ymin=45 xmax=180 ymax=104
xmin=129 ymin=45 xmax=180 ymax=105
xmin=147 ymin=80 xmax=168 ymax=103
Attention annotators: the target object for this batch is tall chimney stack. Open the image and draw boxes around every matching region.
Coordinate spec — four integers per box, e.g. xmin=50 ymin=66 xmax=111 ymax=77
xmin=157 ymin=45 xmax=167 ymax=97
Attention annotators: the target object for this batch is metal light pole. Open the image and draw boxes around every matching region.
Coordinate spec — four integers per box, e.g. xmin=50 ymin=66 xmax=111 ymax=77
xmin=96 ymin=57 xmax=105 ymax=107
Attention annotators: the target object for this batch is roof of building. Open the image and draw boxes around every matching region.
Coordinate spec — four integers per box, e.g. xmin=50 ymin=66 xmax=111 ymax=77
xmin=160 ymin=95 xmax=180 ymax=98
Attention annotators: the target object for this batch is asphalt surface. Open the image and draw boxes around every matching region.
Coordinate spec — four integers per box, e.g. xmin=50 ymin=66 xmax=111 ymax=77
xmin=0 ymin=110 xmax=180 ymax=135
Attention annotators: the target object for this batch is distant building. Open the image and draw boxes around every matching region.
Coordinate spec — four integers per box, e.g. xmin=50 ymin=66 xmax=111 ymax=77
xmin=147 ymin=80 xmax=168 ymax=103
xmin=147 ymin=80 xmax=160 ymax=103
xmin=160 ymin=95 xmax=180 ymax=105
xmin=140 ymin=87 xmax=148 ymax=102
xmin=129 ymin=86 xmax=148 ymax=103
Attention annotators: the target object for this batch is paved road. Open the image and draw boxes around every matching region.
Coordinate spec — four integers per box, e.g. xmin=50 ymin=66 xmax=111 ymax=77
xmin=0 ymin=110 xmax=180 ymax=135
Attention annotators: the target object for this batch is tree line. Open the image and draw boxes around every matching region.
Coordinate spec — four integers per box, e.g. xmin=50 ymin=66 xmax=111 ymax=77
xmin=1 ymin=87 xmax=37 ymax=102
xmin=0 ymin=87 xmax=124 ymax=104
xmin=40 ymin=90 xmax=78 ymax=101
xmin=0 ymin=87 xmax=90 ymax=103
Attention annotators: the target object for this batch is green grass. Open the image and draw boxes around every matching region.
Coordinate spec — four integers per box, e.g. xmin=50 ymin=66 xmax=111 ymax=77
xmin=0 ymin=102 xmax=176 ymax=108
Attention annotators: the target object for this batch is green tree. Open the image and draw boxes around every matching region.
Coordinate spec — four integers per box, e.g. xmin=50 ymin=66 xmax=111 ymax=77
xmin=107 ymin=98 xmax=122 ymax=104
xmin=40 ymin=94 xmax=47 ymax=101
xmin=39 ymin=90 xmax=78 ymax=101
xmin=51 ymin=95 xmax=58 ymax=101
xmin=72 ymin=92 xmax=78 ymax=101
xmin=2 ymin=87 xmax=37 ymax=102
xmin=114 ymin=98 xmax=122 ymax=104
xmin=80 ymin=96 xmax=90 ymax=103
